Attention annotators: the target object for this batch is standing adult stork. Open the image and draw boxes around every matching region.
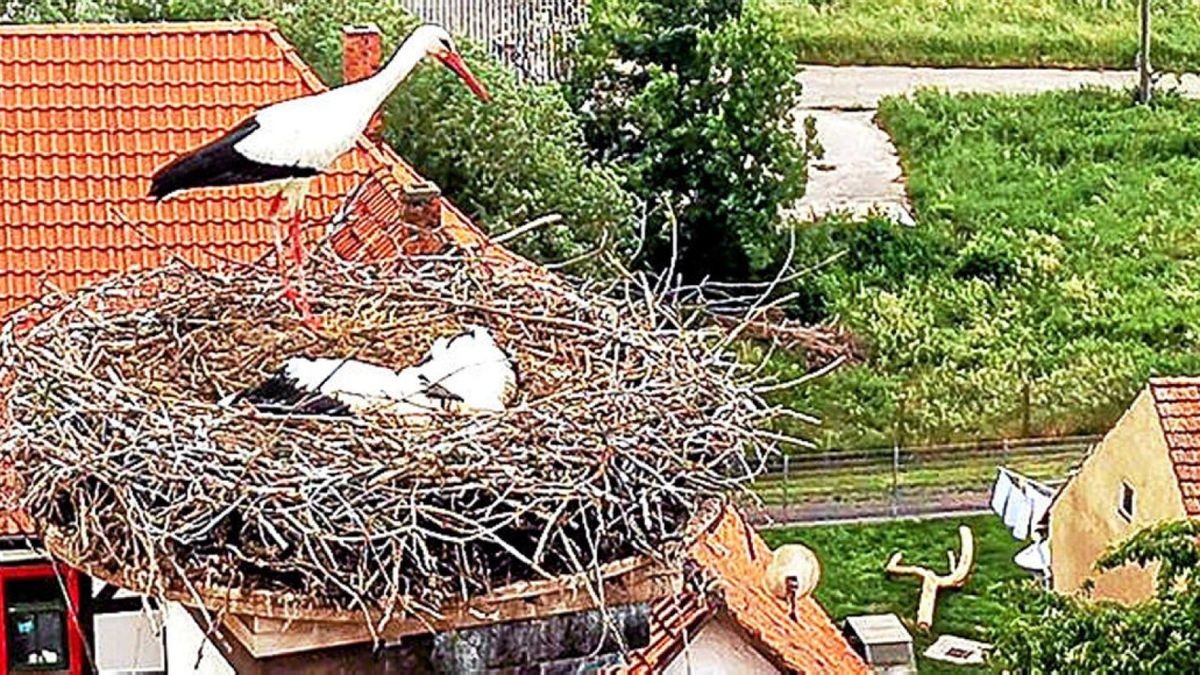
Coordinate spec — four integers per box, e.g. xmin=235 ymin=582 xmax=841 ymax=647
xmin=148 ymin=24 xmax=490 ymax=325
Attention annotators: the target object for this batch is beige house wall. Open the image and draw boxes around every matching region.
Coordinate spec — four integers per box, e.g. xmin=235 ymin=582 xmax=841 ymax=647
xmin=662 ymin=615 xmax=779 ymax=675
xmin=1049 ymin=388 xmax=1187 ymax=603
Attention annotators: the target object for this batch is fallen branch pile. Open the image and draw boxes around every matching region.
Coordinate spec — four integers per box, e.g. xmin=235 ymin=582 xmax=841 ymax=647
xmin=0 ymin=245 xmax=794 ymax=629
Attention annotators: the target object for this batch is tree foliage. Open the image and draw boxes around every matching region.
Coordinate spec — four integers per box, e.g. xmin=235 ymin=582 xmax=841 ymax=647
xmin=569 ymin=0 xmax=807 ymax=282
xmin=991 ymin=520 xmax=1200 ymax=673
xmin=7 ymin=0 xmax=635 ymax=275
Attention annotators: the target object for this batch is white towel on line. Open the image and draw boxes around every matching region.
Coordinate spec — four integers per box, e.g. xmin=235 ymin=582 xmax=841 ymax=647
xmin=990 ymin=469 xmax=1015 ymax=518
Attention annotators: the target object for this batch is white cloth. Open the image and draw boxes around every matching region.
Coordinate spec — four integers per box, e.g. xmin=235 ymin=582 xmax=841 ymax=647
xmin=990 ymin=469 xmax=1015 ymax=518
xmin=1004 ymin=484 xmax=1033 ymax=540
xmin=1027 ymin=483 xmax=1053 ymax=530
xmin=1014 ymin=540 xmax=1051 ymax=572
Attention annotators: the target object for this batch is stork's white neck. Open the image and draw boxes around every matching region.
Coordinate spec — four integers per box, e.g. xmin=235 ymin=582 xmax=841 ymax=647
xmin=352 ymin=33 xmax=430 ymax=114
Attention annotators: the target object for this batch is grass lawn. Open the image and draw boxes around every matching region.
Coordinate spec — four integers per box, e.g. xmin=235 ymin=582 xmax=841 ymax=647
xmin=789 ymin=89 xmax=1200 ymax=448
xmin=762 ymin=515 xmax=1028 ymax=673
xmin=767 ymin=0 xmax=1200 ymax=70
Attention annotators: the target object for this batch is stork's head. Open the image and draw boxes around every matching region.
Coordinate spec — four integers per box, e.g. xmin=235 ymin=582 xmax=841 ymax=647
xmin=413 ymin=24 xmax=491 ymax=103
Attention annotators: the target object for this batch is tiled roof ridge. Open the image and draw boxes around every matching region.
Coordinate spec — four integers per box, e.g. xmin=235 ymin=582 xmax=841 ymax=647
xmin=0 ymin=20 xmax=278 ymax=35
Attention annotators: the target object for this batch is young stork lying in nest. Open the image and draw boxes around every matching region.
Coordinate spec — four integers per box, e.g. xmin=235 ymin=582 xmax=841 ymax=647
xmin=223 ymin=326 xmax=516 ymax=416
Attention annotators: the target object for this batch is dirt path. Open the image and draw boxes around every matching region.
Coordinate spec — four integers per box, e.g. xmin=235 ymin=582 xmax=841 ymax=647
xmin=792 ymin=65 xmax=1200 ymax=224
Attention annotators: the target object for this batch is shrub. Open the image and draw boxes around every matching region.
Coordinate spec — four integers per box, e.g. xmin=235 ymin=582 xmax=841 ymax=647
xmin=569 ymin=0 xmax=807 ymax=282
xmin=992 ymin=521 xmax=1200 ymax=673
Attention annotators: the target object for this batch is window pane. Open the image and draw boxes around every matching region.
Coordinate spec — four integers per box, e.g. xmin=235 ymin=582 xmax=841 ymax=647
xmin=6 ymin=578 xmax=68 ymax=672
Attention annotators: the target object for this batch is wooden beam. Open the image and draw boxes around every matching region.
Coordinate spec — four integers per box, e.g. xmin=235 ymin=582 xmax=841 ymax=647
xmin=224 ymin=561 xmax=679 ymax=658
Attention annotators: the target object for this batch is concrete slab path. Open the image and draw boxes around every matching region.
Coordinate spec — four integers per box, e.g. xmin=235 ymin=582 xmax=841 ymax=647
xmin=793 ymin=65 xmax=1200 ymax=225
xmin=799 ymin=65 xmax=1200 ymax=110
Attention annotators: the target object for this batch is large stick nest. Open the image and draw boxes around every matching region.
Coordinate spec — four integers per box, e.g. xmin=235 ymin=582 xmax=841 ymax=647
xmin=0 ymin=247 xmax=785 ymax=625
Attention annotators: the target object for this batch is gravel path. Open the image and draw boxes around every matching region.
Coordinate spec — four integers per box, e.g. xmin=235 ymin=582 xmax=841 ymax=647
xmin=792 ymin=65 xmax=1200 ymax=225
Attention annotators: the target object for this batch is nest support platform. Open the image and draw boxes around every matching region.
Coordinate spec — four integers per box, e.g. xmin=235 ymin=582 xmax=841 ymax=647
xmin=0 ymin=243 xmax=783 ymax=642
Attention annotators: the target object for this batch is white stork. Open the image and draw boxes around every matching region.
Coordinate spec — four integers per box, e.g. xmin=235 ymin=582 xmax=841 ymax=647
xmin=149 ymin=24 xmax=490 ymax=324
xmin=223 ymin=325 xmax=517 ymax=416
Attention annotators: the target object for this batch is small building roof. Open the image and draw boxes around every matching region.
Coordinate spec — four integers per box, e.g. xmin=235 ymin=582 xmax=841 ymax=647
xmin=624 ymin=507 xmax=869 ymax=674
xmin=1149 ymin=377 xmax=1200 ymax=516
xmin=843 ymin=613 xmax=911 ymax=645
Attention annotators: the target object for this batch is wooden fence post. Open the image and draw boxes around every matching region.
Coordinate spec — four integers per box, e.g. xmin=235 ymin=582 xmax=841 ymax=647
xmin=891 ymin=442 xmax=900 ymax=516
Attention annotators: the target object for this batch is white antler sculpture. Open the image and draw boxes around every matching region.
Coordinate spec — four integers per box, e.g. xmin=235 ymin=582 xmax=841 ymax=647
xmin=885 ymin=525 xmax=975 ymax=629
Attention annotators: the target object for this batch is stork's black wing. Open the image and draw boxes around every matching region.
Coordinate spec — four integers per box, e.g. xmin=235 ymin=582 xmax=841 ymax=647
xmin=149 ymin=117 xmax=318 ymax=199
xmin=225 ymin=370 xmax=351 ymax=417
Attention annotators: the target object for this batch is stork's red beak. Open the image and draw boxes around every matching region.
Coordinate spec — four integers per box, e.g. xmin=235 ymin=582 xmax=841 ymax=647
xmin=438 ymin=52 xmax=491 ymax=103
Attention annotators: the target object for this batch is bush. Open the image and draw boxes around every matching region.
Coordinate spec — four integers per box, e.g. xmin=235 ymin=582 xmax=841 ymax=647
xmin=12 ymin=0 xmax=635 ymax=276
xmin=569 ymin=0 xmax=807 ymax=282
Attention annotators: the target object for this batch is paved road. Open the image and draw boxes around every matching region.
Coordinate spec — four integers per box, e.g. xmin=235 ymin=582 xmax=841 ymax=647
xmin=799 ymin=65 xmax=1200 ymax=109
xmin=792 ymin=65 xmax=1200 ymax=225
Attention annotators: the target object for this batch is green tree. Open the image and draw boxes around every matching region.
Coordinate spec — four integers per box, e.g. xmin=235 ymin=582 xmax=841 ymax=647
xmin=8 ymin=0 xmax=634 ymax=275
xmin=991 ymin=520 xmax=1200 ymax=673
xmin=569 ymin=0 xmax=807 ymax=282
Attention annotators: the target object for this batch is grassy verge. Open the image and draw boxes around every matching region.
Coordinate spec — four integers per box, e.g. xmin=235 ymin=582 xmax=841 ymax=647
xmin=752 ymin=454 xmax=1073 ymax=504
xmin=789 ymin=89 xmax=1200 ymax=448
xmin=767 ymin=0 xmax=1200 ymax=70
xmin=762 ymin=515 xmax=1028 ymax=673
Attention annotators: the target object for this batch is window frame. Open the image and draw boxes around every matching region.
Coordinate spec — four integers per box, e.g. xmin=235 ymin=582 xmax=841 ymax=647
xmin=1118 ymin=481 xmax=1135 ymax=522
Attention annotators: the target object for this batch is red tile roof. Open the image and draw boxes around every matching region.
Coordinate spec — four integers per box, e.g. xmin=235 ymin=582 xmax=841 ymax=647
xmin=1150 ymin=378 xmax=1200 ymax=515
xmin=624 ymin=507 xmax=869 ymax=674
xmin=0 ymin=20 xmax=497 ymax=316
xmin=0 ymin=20 xmax=509 ymax=536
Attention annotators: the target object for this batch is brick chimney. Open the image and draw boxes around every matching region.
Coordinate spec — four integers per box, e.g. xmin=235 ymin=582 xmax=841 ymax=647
xmin=342 ymin=24 xmax=384 ymax=140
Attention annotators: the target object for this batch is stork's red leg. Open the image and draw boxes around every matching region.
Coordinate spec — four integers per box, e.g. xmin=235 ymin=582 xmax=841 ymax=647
xmin=287 ymin=213 xmax=305 ymax=267
xmin=272 ymin=221 xmax=291 ymax=293
xmin=268 ymin=191 xmax=286 ymax=217
xmin=285 ymin=212 xmax=321 ymax=330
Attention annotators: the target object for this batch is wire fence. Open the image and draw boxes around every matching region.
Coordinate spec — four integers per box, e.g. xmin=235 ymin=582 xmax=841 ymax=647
xmin=752 ymin=434 xmax=1101 ymax=523
xmin=402 ymin=0 xmax=588 ymax=82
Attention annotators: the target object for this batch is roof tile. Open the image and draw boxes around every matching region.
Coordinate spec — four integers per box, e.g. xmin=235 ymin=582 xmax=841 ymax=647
xmin=1150 ymin=379 xmax=1200 ymax=517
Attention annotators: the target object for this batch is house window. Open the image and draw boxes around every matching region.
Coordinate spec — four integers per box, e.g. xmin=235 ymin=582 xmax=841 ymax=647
xmin=5 ymin=578 xmax=68 ymax=672
xmin=1118 ymin=482 xmax=1135 ymax=522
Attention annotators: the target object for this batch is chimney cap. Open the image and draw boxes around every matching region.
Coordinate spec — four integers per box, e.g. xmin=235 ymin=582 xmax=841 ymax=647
xmin=343 ymin=23 xmax=382 ymax=35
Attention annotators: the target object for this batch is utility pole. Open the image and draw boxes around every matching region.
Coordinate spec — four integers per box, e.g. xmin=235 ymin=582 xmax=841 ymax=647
xmin=1137 ymin=0 xmax=1152 ymax=104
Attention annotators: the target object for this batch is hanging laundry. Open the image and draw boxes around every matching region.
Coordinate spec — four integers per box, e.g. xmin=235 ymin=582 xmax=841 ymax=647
xmin=990 ymin=466 xmax=1057 ymax=541
xmin=990 ymin=468 xmax=1015 ymax=518
xmin=1027 ymin=482 xmax=1053 ymax=530
xmin=1004 ymin=485 xmax=1034 ymax=539
xmin=1014 ymin=539 xmax=1051 ymax=572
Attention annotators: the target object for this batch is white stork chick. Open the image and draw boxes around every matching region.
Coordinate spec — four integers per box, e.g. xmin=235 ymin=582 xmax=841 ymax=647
xmin=224 ymin=325 xmax=516 ymax=417
xmin=415 ymin=325 xmax=516 ymax=412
